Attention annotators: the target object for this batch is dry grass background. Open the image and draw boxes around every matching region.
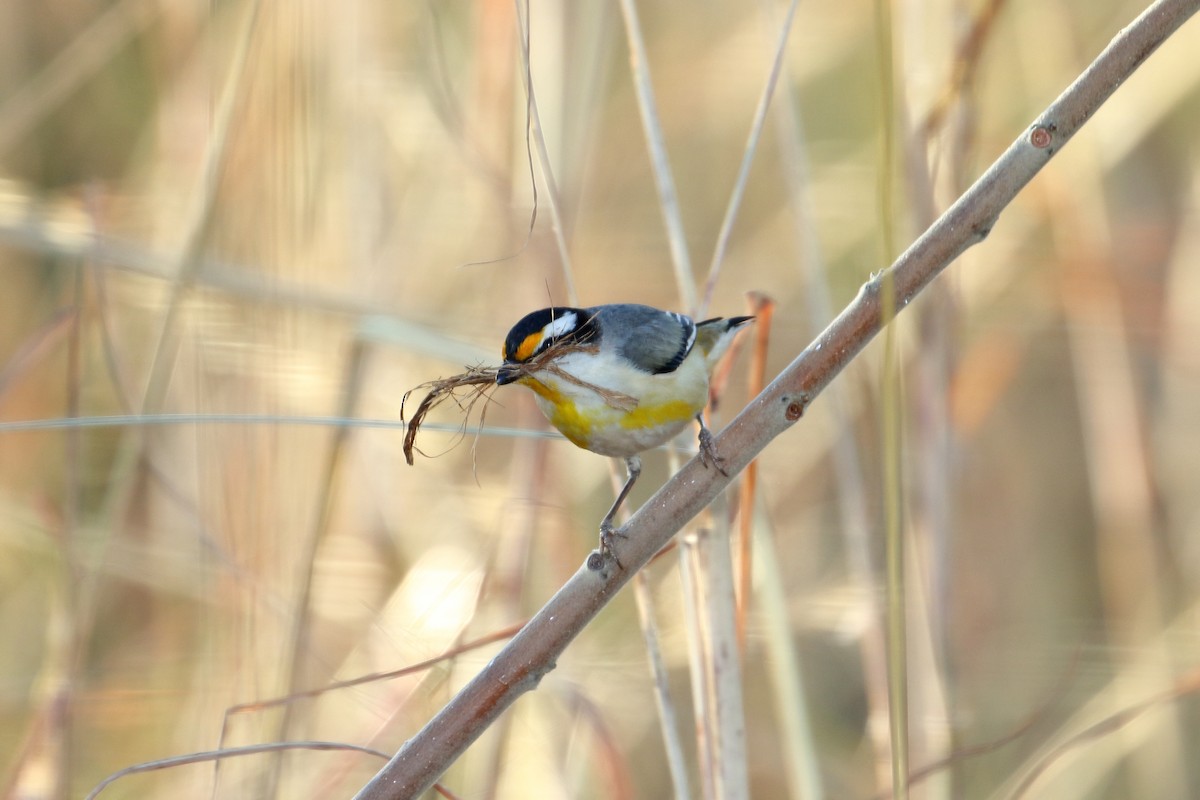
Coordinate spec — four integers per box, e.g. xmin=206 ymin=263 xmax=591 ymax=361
xmin=1 ymin=0 xmax=1199 ymax=798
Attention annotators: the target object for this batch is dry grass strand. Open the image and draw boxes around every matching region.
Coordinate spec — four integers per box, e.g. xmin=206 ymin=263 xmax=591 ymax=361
xmin=401 ymin=341 xmax=637 ymax=465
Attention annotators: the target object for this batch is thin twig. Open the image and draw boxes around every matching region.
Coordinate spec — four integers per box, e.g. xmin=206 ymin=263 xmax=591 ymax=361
xmin=1010 ymin=666 xmax=1200 ymax=799
xmin=84 ymin=741 xmax=390 ymax=800
xmin=222 ymin=623 xmax=524 ymax=720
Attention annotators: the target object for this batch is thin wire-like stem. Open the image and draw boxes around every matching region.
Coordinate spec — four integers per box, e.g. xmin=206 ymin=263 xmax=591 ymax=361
xmin=513 ymin=0 xmax=578 ymax=305
xmin=696 ymin=0 xmax=800 ymax=319
xmin=84 ymin=742 xmax=390 ymax=800
xmin=616 ymin=0 xmax=696 ymax=310
xmin=753 ymin=506 xmax=825 ymax=800
xmin=632 ymin=574 xmax=691 ymax=800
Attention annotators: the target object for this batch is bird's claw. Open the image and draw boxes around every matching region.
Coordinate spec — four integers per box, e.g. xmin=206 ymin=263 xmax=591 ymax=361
xmin=596 ymin=521 xmax=626 ymax=570
xmin=697 ymin=426 xmax=729 ymax=477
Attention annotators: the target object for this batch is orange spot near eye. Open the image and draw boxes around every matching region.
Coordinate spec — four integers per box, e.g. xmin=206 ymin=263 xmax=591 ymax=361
xmin=515 ymin=332 xmax=542 ymax=362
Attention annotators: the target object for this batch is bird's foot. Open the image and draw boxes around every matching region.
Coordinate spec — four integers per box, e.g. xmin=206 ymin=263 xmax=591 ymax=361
xmin=698 ymin=425 xmax=730 ymax=477
xmin=593 ymin=520 xmax=626 ymax=570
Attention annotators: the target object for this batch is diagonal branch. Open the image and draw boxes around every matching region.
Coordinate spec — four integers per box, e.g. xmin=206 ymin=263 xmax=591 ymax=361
xmin=354 ymin=1 xmax=1200 ymax=797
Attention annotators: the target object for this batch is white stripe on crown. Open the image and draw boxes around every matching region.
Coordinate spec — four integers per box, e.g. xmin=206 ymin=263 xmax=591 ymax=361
xmin=543 ymin=311 xmax=578 ymax=341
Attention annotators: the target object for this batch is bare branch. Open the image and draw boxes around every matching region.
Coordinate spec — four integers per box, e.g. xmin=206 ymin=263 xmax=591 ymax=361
xmin=353 ymin=1 xmax=1200 ymax=797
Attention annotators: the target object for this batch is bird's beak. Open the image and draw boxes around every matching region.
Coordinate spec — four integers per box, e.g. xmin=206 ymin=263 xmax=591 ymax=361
xmin=496 ymin=363 xmax=521 ymax=385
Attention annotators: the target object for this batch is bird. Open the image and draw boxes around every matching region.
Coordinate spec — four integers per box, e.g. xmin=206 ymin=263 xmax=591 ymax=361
xmin=495 ymin=303 xmax=753 ymax=561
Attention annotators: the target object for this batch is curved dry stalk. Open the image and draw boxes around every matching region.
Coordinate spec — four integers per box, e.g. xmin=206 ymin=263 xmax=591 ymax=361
xmin=357 ymin=1 xmax=1200 ymax=797
xmin=84 ymin=741 xmax=390 ymax=800
xmin=401 ymin=365 xmax=498 ymax=465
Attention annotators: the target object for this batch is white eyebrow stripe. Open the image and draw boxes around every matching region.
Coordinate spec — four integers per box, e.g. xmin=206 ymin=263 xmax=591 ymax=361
xmin=542 ymin=311 xmax=578 ymax=340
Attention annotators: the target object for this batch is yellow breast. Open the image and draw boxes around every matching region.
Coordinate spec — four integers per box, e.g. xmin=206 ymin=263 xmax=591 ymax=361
xmin=516 ymin=350 xmax=709 ymax=458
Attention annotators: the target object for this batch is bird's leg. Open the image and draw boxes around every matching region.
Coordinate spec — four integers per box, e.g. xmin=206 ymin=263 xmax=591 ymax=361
xmin=598 ymin=455 xmax=641 ymax=565
xmin=696 ymin=413 xmax=729 ymax=476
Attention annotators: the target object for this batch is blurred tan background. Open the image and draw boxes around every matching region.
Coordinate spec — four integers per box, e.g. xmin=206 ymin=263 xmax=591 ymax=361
xmin=1 ymin=0 xmax=1199 ymax=798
